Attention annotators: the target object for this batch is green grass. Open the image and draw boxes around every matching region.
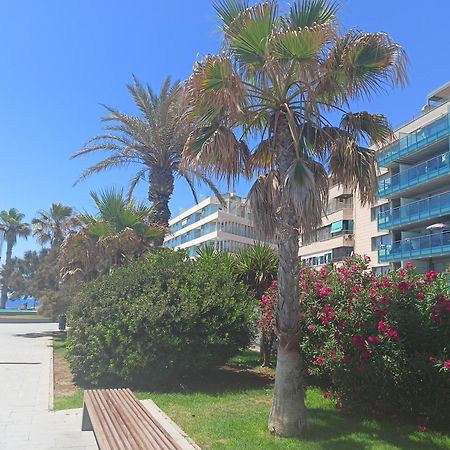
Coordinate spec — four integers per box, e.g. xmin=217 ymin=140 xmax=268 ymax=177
xmin=56 ymin=385 xmax=450 ymax=449
xmin=52 ymin=332 xmax=67 ymax=355
xmin=53 ymin=343 xmax=450 ymax=449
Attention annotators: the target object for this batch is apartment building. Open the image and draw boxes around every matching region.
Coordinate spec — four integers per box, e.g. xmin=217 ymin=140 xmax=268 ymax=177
xmin=299 ymin=184 xmax=355 ymax=266
xmin=164 ymin=193 xmax=273 ymax=256
xmin=301 ymin=82 xmax=450 ymax=274
xmin=369 ymin=82 xmax=450 ymax=272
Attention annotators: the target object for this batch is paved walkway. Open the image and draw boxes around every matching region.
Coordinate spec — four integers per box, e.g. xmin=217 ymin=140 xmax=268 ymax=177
xmin=0 ymin=323 xmax=97 ymax=450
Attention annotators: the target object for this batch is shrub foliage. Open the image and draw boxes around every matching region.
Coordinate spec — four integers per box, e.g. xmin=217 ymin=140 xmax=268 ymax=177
xmin=67 ymin=249 xmax=255 ymax=388
xmin=261 ymin=256 xmax=450 ymax=427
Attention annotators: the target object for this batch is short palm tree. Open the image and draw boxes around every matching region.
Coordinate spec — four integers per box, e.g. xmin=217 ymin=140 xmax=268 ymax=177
xmin=60 ymin=189 xmax=162 ymax=282
xmin=32 ymin=203 xmax=77 ymax=248
xmin=72 ymin=76 xmax=220 ymax=242
xmin=0 ymin=208 xmax=31 ymax=308
xmin=235 ymin=243 xmax=278 ymax=366
xmin=183 ymin=0 xmax=407 ymax=436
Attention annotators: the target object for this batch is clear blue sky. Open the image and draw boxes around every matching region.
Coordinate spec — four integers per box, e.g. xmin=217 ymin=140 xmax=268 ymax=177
xmin=1 ymin=0 xmax=449 ymax=257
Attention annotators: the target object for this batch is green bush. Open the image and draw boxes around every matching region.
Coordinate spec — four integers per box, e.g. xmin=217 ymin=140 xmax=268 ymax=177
xmin=67 ymin=249 xmax=255 ymax=388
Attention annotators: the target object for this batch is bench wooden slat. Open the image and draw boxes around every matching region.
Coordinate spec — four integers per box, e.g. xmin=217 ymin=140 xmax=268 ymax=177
xmin=111 ymin=389 xmax=178 ymax=450
xmin=116 ymin=389 xmax=178 ymax=450
xmin=97 ymin=390 xmax=142 ymax=450
xmin=90 ymin=390 xmax=135 ymax=450
xmin=105 ymin=389 xmax=159 ymax=450
xmin=82 ymin=388 xmax=183 ymax=450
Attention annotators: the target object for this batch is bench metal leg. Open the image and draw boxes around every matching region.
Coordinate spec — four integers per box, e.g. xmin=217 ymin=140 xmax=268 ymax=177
xmin=81 ymin=403 xmax=93 ymax=431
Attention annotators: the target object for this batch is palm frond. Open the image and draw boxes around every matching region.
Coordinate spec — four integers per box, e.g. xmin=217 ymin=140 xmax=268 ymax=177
xmin=283 ymin=0 xmax=338 ymax=29
xmin=248 ymin=171 xmax=280 ymax=237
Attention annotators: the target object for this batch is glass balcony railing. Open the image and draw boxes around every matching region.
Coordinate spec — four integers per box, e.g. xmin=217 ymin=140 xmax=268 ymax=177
xmin=377 ymin=114 xmax=450 ymax=167
xmin=378 ymin=152 xmax=450 ymax=198
xmin=378 ymin=191 xmax=450 ymax=230
xmin=378 ymin=231 xmax=450 ymax=262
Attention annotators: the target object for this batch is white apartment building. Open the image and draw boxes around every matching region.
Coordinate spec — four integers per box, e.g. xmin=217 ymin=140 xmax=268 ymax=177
xmin=164 ymin=193 xmax=273 ymax=257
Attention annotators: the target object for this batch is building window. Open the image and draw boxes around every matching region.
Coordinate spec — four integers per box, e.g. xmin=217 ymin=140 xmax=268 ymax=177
xmin=371 ymin=234 xmax=392 ymax=251
xmin=371 ymin=203 xmax=390 ymax=221
xmin=372 ymin=266 xmax=390 ymax=275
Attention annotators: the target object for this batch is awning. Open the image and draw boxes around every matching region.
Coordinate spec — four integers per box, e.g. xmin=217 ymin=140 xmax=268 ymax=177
xmin=331 ymin=221 xmax=344 ymax=234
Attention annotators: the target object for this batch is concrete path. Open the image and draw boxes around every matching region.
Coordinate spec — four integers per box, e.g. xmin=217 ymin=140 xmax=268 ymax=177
xmin=0 ymin=323 xmax=97 ymax=450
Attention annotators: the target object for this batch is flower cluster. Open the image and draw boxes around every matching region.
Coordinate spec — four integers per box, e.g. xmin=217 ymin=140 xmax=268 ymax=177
xmin=259 ymin=256 xmax=450 ymax=427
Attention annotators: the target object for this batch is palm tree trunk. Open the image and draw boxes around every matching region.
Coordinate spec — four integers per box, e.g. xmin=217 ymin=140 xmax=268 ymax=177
xmin=1 ymin=241 xmax=13 ymax=309
xmin=148 ymin=167 xmax=174 ymax=246
xmin=268 ymin=115 xmax=308 ymax=436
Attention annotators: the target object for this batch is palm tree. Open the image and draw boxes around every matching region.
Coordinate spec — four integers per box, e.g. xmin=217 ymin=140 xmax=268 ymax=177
xmin=60 ymin=189 xmax=163 ymax=282
xmin=72 ymin=76 xmax=220 ymax=242
xmin=0 ymin=209 xmax=31 ymax=308
xmin=235 ymin=243 xmax=278 ymax=366
xmin=32 ymin=203 xmax=77 ymax=248
xmin=183 ymin=0 xmax=407 ymax=436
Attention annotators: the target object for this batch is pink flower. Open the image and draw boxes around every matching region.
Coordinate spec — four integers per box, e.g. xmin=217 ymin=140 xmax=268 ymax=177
xmin=417 ymin=425 xmax=428 ymax=432
xmin=386 ymin=329 xmax=399 ymax=341
xmin=323 ymin=392 xmax=332 ymax=399
xmin=307 ymin=325 xmax=316 ymax=332
xmin=429 ymin=356 xmax=439 ymax=363
xmin=444 ymin=361 xmax=450 ymax=370
xmin=417 ymin=292 xmax=425 ymax=301
xmin=319 ymin=287 xmax=333 ymax=297
xmin=425 ymin=271 xmax=438 ymax=282
xmin=367 ymin=336 xmax=382 ymax=344
xmin=405 ymin=261 xmax=414 ymax=269
xmin=314 ymin=356 xmax=325 ymax=366
xmin=377 ymin=320 xmax=387 ymax=333
xmin=364 ymin=255 xmax=371 ymax=263
xmin=329 ymin=350 xmax=337 ymax=359
xmin=398 ymin=268 xmax=407 ymax=277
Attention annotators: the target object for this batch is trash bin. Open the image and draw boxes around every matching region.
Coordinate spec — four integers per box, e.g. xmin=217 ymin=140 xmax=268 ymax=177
xmin=58 ymin=314 xmax=67 ymax=331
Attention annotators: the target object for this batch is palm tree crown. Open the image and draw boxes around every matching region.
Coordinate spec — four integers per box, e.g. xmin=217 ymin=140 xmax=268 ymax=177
xmin=0 ymin=208 xmax=31 ymax=307
xmin=60 ymin=189 xmax=163 ymax=281
xmin=32 ymin=203 xmax=76 ymax=248
xmin=183 ymin=0 xmax=407 ymax=437
xmin=72 ymin=76 xmax=220 ymax=233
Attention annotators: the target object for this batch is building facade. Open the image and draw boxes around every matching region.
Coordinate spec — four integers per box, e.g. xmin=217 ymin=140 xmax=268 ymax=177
xmin=369 ymin=82 xmax=450 ymax=272
xmin=301 ymin=82 xmax=450 ymax=274
xmin=164 ymin=193 xmax=273 ymax=256
xmin=299 ymin=183 xmax=355 ymax=266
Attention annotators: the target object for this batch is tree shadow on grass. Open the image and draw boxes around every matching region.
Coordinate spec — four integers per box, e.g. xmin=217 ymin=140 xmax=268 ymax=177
xmin=149 ymin=365 xmax=274 ymax=395
xmin=302 ymin=408 xmax=448 ymax=450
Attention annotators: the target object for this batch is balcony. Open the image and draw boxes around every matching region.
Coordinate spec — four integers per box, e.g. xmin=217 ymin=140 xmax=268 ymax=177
xmin=378 ymin=152 xmax=450 ymax=198
xmin=377 ymin=114 xmax=450 ymax=167
xmin=378 ymin=191 xmax=450 ymax=231
xmin=378 ymin=231 xmax=450 ymax=262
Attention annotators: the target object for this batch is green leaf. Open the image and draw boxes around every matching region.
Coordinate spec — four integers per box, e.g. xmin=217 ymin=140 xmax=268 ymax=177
xmin=284 ymin=0 xmax=338 ymax=30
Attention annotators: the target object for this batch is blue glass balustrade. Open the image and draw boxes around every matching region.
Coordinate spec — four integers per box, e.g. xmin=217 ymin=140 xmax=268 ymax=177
xmin=378 ymin=231 xmax=450 ymax=262
xmin=378 ymin=192 xmax=450 ymax=230
xmin=378 ymin=152 xmax=450 ymax=198
xmin=377 ymin=115 xmax=450 ymax=167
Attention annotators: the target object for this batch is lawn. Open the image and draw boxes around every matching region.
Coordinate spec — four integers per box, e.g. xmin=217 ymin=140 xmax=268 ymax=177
xmin=54 ymin=343 xmax=450 ymax=449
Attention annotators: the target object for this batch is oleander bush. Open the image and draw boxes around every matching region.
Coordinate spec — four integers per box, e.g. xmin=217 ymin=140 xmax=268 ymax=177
xmin=67 ymin=249 xmax=255 ymax=388
xmin=261 ymin=256 xmax=450 ymax=427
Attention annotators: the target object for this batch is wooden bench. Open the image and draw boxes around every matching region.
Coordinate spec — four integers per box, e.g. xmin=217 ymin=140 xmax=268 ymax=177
xmin=82 ymin=388 xmax=183 ymax=450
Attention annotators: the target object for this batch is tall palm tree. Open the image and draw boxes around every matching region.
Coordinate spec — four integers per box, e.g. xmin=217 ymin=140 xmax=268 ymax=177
xmin=0 ymin=209 xmax=31 ymax=308
xmin=235 ymin=243 xmax=278 ymax=366
xmin=60 ymin=189 xmax=163 ymax=282
xmin=183 ymin=0 xmax=407 ymax=436
xmin=72 ymin=76 xmax=220 ymax=242
xmin=32 ymin=203 xmax=77 ymax=248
